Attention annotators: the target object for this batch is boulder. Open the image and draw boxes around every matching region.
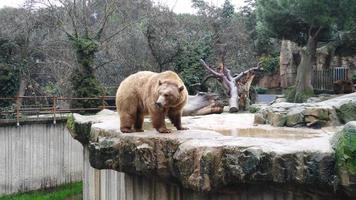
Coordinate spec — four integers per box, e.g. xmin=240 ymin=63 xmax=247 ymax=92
xmin=256 ymin=93 xmax=356 ymax=127
xmin=286 ymin=107 xmax=305 ymax=127
xmin=337 ymin=101 xmax=356 ymax=124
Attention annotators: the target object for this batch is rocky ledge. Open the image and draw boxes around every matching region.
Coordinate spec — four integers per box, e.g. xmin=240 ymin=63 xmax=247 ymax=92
xmin=254 ymin=92 xmax=356 ymax=127
xmin=66 ymin=110 xmax=356 ymax=197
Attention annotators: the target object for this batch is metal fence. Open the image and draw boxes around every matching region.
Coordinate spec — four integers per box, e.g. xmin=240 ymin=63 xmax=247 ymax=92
xmin=312 ymin=67 xmax=349 ymax=91
xmin=0 ymin=96 xmax=116 ymax=126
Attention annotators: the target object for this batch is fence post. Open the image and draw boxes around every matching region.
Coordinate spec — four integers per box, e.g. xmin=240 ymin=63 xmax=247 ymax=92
xmin=53 ymin=96 xmax=57 ymax=125
xmin=16 ymin=96 xmax=20 ymax=127
xmin=101 ymin=96 xmax=105 ymax=110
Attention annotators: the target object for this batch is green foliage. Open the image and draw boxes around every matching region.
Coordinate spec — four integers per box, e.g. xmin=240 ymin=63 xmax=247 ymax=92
xmin=68 ymin=35 xmax=98 ymax=71
xmin=337 ymin=101 xmax=356 ymax=124
xmin=70 ymin=68 xmax=105 ymax=111
xmin=240 ymin=0 xmax=275 ymax=56
xmin=42 ymin=82 xmax=60 ymax=96
xmin=0 ymin=181 xmax=82 ymax=200
xmin=249 ymin=104 xmax=260 ymax=113
xmin=335 ymin=125 xmax=356 ymax=175
xmin=0 ymin=63 xmax=19 ymax=107
xmin=67 ymin=34 xmax=104 ymax=110
xmin=254 ymin=86 xmax=267 ymax=94
xmin=174 ymin=35 xmax=213 ymax=94
xmin=256 ymin=0 xmax=338 ymax=45
xmin=284 ymin=86 xmax=313 ymax=103
xmin=221 ymin=0 xmax=235 ymax=20
xmin=352 ymin=74 xmax=356 ymax=84
xmin=294 ymin=89 xmax=314 ymax=103
xmin=0 ymin=38 xmax=20 ymax=108
xmin=259 ymin=54 xmax=279 ymax=74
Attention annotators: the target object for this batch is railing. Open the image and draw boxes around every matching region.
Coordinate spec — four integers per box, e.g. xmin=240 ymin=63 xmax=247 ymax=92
xmin=312 ymin=67 xmax=349 ymax=91
xmin=0 ymin=96 xmax=116 ymax=126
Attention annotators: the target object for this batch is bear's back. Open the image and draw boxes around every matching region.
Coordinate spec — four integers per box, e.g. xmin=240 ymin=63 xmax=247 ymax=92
xmin=157 ymin=71 xmax=184 ymax=84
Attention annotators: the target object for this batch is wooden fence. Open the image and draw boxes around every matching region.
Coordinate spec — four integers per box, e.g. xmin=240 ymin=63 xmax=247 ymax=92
xmin=0 ymin=96 xmax=116 ymax=126
xmin=312 ymin=67 xmax=349 ymax=91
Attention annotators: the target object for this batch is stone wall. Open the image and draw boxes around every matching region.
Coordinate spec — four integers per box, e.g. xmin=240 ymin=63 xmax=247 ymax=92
xmin=0 ymin=121 xmax=83 ymax=196
xmin=83 ymin=150 xmax=346 ymax=200
xmin=257 ymin=73 xmax=281 ymax=89
xmin=279 ymin=40 xmax=300 ymax=88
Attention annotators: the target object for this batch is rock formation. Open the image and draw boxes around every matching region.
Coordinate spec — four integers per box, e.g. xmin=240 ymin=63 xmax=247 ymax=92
xmin=255 ymin=93 xmax=356 ymax=127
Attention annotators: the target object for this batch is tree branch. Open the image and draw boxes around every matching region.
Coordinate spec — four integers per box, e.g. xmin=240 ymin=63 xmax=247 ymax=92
xmin=94 ymin=58 xmax=119 ymax=70
xmin=199 ymin=59 xmax=224 ymax=78
xmin=100 ymin=15 xmax=147 ymax=44
xmin=233 ymin=62 xmax=262 ymax=81
xmin=312 ymin=26 xmax=323 ymax=40
xmin=308 ymin=23 xmax=313 ymax=37
xmin=95 ymin=1 xmax=116 ymax=40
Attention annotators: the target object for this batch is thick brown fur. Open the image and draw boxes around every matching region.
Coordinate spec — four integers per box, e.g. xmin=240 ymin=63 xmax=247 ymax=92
xmin=333 ymin=80 xmax=355 ymax=94
xmin=116 ymin=71 xmax=188 ymax=133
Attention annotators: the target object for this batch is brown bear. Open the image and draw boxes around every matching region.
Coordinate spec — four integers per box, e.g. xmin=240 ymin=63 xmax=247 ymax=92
xmin=333 ymin=80 xmax=355 ymax=94
xmin=116 ymin=71 xmax=188 ymax=133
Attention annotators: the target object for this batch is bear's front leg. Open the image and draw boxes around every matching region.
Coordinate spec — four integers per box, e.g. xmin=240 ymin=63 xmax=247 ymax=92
xmin=151 ymin=110 xmax=171 ymax=133
xmin=168 ymin=109 xmax=188 ymax=131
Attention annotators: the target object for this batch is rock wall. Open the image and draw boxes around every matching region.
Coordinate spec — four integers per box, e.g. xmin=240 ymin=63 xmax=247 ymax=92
xmin=255 ymin=93 xmax=356 ymax=127
xmin=0 ymin=122 xmax=83 ymax=196
xmin=83 ymin=150 xmax=345 ymax=200
xmin=279 ymin=40 xmax=300 ymax=88
xmin=257 ymin=73 xmax=281 ymax=89
xmin=68 ymin=110 xmax=353 ymax=199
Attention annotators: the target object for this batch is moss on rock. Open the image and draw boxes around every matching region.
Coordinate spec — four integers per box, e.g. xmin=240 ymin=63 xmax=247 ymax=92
xmin=66 ymin=114 xmax=92 ymax=145
xmin=337 ymin=101 xmax=356 ymax=124
xmin=335 ymin=122 xmax=356 ymax=175
xmin=334 ymin=121 xmax=356 ymax=196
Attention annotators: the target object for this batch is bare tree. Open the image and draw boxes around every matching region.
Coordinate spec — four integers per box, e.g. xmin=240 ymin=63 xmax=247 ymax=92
xmin=144 ymin=6 xmax=181 ymax=72
xmin=200 ymin=59 xmax=261 ymax=112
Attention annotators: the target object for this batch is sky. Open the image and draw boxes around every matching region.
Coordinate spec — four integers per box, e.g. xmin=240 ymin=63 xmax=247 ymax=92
xmin=0 ymin=0 xmax=246 ymax=14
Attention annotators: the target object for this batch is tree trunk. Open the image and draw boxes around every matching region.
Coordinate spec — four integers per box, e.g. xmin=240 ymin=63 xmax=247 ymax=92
xmin=294 ymin=36 xmax=316 ymax=102
xmin=228 ymin=82 xmax=239 ymax=112
xmin=17 ymin=78 xmax=27 ymax=105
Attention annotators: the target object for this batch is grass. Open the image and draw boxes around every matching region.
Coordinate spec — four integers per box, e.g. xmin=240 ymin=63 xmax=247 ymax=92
xmin=0 ymin=182 xmax=83 ymax=200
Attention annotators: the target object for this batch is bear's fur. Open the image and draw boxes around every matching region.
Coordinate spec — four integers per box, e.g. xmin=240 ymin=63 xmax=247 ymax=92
xmin=116 ymin=71 xmax=188 ymax=133
xmin=333 ymin=80 xmax=355 ymax=94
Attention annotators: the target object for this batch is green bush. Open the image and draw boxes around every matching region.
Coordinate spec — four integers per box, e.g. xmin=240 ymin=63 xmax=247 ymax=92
xmin=254 ymin=86 xmax=267 ymax=94
xmin=249 ymin=105 xmax=260 ymax=113
xmin=259 ymin=54 xmax=280 ymax=75
xmin=284 ymin=86 xmax=313 ymax=103
xmin=335 ymin=124 xmax=356 ymax=175
xmin=70 ymin=68 xmax=105 ymax=112
xmin=0 ymin=63 xmax=19 ymax=107
xmin=174 ymin=35 xmax=213 ymax=94
xmin=352 ymin=74 xmax=356 ymax=84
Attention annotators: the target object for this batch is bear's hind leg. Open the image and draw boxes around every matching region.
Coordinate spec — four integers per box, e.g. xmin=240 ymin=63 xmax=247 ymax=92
xmin=120 ymin=113 xmax=135 ymax=133
xmin=134 ymin=111 xmax=144 ymax=132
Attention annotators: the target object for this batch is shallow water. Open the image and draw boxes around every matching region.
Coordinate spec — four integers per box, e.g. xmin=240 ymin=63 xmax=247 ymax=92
xmin=210 ymin=127 xmax=322 ymax=139
xmin=143 ymin=114 xmax=338 ymax=141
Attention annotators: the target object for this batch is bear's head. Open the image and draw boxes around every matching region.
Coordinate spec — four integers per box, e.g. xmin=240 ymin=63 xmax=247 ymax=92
xmin=155 ymin=80 xmax=184 ymax=108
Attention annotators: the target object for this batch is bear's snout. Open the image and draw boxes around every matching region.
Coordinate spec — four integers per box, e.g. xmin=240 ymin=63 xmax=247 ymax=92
xmin=155 ymin=102 xmax=163 ymax=108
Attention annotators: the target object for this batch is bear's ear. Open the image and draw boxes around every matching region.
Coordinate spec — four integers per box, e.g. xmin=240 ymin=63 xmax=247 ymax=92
xmin=179 ymin=85 xmax=184 ymax=92
xmin=158 ymin=80 xmax=162 ymax=86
